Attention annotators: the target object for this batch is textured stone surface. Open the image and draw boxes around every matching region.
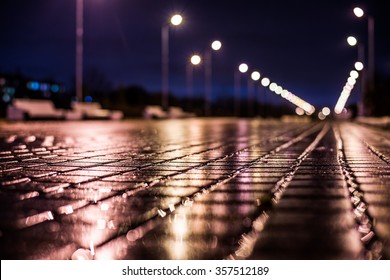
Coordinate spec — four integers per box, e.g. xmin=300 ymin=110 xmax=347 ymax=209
xmin=0 ymin=119 xmax=389 ymax=260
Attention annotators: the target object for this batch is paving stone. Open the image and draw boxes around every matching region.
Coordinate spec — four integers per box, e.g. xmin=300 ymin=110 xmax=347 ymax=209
xmin=0 ymin=119 xmax=389 ymax=260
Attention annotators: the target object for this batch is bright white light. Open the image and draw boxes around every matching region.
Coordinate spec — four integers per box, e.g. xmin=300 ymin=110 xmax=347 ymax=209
xmin=350 ymin=70 xmax=359 ymax=79
xmin=261 ymin=77 xmax=270 ymax=87
xmin=275 ymin=86 xmax=283 ymax=95
xmin=190 ymin=55 xmax=201 ymax=65
xmin=322 ymin=107 xmax=331 ymax=116
xmin=269 ymin=82 xmax=277 ymax=92
xmin=347 ymin=36 xmax=357 ymax=46
xmin=347 ymin=77 xmax=356 ymax=86
xmin=211 ymin=40 xmax=222 ymax=51
xmin=238 ymin=63 xmax=248 ymax=73
xmin=355 ymin=62 xmax=364 ymax=71
xmin=251 ymin=71 xmax=260 ymax=81
xmin=353 ymin=7 xmax=364 ymax=18
xmin=281 ymin=89 xmax=289 ymax=98
xmin=171 ymin=14 xmax=183 ymax=26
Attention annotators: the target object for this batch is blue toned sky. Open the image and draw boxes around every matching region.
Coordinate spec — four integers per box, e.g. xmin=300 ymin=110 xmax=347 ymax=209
xmin=0 ymin=0 xmax=389 ymax=108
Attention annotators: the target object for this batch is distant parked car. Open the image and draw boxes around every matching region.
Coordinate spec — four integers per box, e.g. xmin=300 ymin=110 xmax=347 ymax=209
xmin=71 ymin=102 xmax=124 ymax=120
xmin=7 ymin=98 xmax=81 ymax=120
xmin=143 ymin=105 xmax=169 ymax=119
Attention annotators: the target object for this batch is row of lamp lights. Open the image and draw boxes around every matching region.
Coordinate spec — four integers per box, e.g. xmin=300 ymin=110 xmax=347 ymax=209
xmin=334 ymin=62 xmax=364 ymax=115
xmin=163 ymin=6 xmax=373 ymax=118
xmin=172 ymin=13 xmax=316 ymax=118
xmin=74 ymin=3 xmax=373 ymax=118
xmin=162 ymin=13 xmax=224 ymax=115
xmin=235 ymin=63 xmax=316 ymax=116
xmin=333 ymin=6 xmax=374 ymax=117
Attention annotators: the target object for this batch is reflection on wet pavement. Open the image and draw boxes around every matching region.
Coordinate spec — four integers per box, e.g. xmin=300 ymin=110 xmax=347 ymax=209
xmin=0 ymin=119 xmax=390 ymax=259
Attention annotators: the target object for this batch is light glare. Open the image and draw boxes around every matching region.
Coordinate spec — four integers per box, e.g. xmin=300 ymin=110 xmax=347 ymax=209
xmin=238 ymin=63 xmax=248 ymax=73
xmin=261 ymin=77 xmax=270 ymax=87
xmin=350 ymin=70 xmax=359 ymax=79
xmin=269 ymin=82 xmax=277 ymax=92
xmin=251 ymin=71 xmax=260 ymax=81
xmin=355 ymin=62 xmax=364 ymax=71
xmin=171 ymin=14 xmax=183 ymax=26
xmin=211 ymin=40 xmax=222 ymax=51
xmin=353 ymin=7 xmax=364 ymax=18
xmin=347 ymin=36 xmax=357 ymax=46
xmin=190 ymin=55 xmax=201 ymax=65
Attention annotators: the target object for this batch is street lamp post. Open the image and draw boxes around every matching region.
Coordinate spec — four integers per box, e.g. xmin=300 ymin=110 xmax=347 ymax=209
xmin=161 ymin=14 xmax=183 ymax=111
xmin=353 ymin=7 xmax=375 ymax=115
xmin=260 ymin=77 xmax=271 ymax=118
xmin=186 ymin=54 xmax=201 ymax=111
xmin=75 ymin=0 xmax=84 ymax=102
xmin=204 ymin=40 xmax=222 ymax=116
xmin=248 ymin=71 xmax=260 ymax=117
xmin=347 ymin=36 xmax=366 ymax=115
xmin=234 ymin=63 xmax=248 ymax=117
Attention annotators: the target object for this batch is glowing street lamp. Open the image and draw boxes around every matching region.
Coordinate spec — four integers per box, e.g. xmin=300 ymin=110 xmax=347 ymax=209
xmin=204 ymin=40 xmax=222 ymax=116
xmin=251 ymin=71 xmax=260 ymax=81
xmin=353 ymin=7 xmax=364 ymax=18
xmin=347 ymin=36 xmax=357 ymax=46
xmin=347 ymin=35 xmax=366 ymax=116
xmin=353 ymin=7 xmax=375 ymax=96
xmin=234 ymin=63 xmax=248 ymax=116
xmin=161 ymin=14 xmax=183 ymax=110
xmin=238 ymin=63 xmax=248 ymax=73
xmin=261 ymin=77 xmax=270 ymax=87
xmin=186 ymin=54 xmax=202 ymax=109
xmin=211 ymin=40 xmax=222 ymax=51
xmin=247 ymin=71 xmax=260 ymax=117
xmin=355 ymin=61 xmax=364 ymax=71
xmin=191 ymin=54 xmax=201 ymax=65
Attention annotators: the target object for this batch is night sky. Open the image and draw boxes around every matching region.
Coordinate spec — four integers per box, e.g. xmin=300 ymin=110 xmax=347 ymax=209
xmin=1 ymin=0 xmax=389 ymax=109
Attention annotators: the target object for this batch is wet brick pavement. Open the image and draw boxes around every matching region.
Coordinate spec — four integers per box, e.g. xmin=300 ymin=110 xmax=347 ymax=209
xmin=0 ymin=118 xmax=389 ymax=260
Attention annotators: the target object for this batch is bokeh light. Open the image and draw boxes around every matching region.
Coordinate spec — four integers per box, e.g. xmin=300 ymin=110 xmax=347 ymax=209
xmin=211 ymin=40 xmax=222 ymax=51
xmin=190 ymin=55 xmax=201 ymax=65
xmin=238 ymin=63 xmax=248 ymax=73
xmin=261 ymin=77 xmax=270 ymax=87
xmin=353 ymin=7 xmax=364 ymax=18
xmin=251 ymin=71 xmax=260 ymax=81
xmin=171 ymin=14 xmax=183 ymax=26
xmin=347 ymin=36 xmax=357 ymax=46
xmin=354 ymin=62 xmax=364 ymax=71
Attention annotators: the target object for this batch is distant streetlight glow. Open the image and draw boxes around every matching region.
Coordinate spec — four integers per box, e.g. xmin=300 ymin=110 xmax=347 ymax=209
xmin=350 ymin=70 xmax=359 ymax=79
xmin=171 ymin=14 xmax=183 ymax=26
xmin=162 ymin=14 xmax=184 ymax=110
xmin=261 ymin=77 xmax=270 ymax=87
xmin=269 ymin=82 xmax=277 ymax=92
xmin=334 ymin=66 xmax=361 ymax=114
xmin=353 ymin=7 xmax=364 ymax=18
xmin=355 ymin=61 xmax=364 ymax=71
xmin=211 ymin=40 xmax=222 ymax=51
xmin=239 ymin=63 xmax=248 ymax=73
xmin=191 ymin=54 xmax=201 ymax=65
xmin=251 ymin=71 xmax=260 ymax=81
xmin=347 ymin=36 xmax=357 ymax=46
xmin=347 ymin=77 xmax=356 ymax=86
